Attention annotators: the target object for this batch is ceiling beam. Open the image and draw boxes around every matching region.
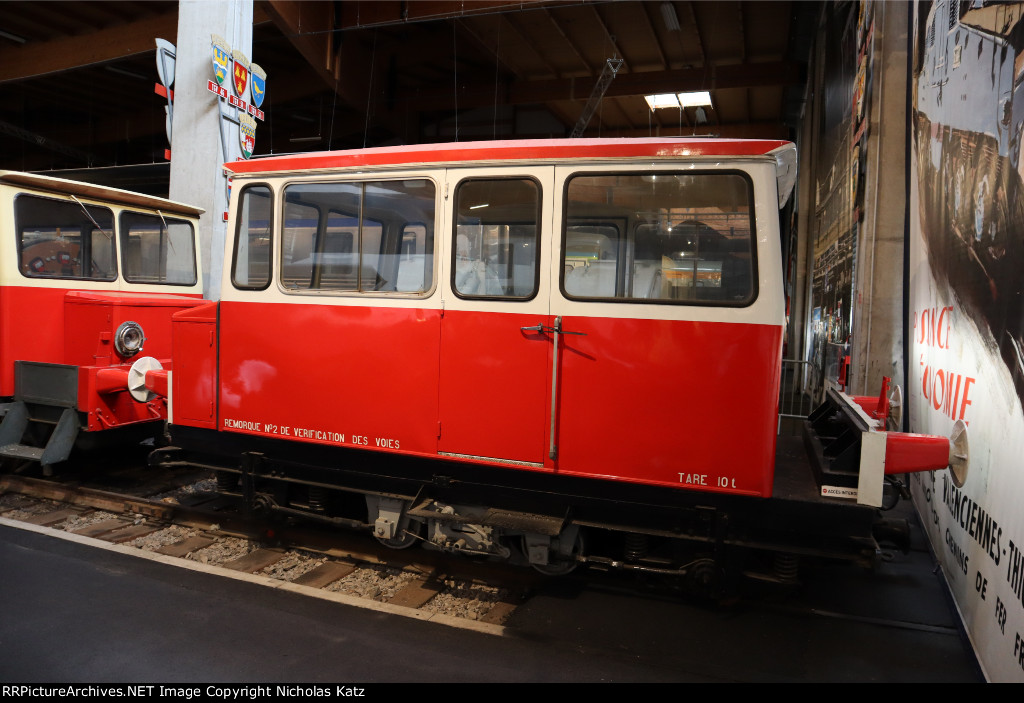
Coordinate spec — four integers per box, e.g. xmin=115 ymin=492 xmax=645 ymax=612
xmin=405 ymin=60 xmax=802 ymax=111
xmin=0 ymin=11 xmax=178 ymax=84
xmin=543 ymin=8 xmax=591 ymax=74
xmin=681 ymin=1 xmax=706 ymax=65
xmin=456 ymin=16 xmax=522 ymax=79
xmin=335 ymin=1 xmax=562 ymax=29
xmin=592 ymin=96 xmax=636 ymax=134
xmin=263 ymin=0 xmax=410 ymax=135
xmin=591 ymin=4 xmax=630 ymax=72
xmin=262 ymin=0 xmax=343 ymax=91
xmin=638 ymin=3 xmax=669 ymax=70
xmin=526 ymin=60 xmax=802 ymax=101
xmin=736 ymin=2 xmax=746 ymax=63
xmin=501 ymin=12 xmax=562 ymax=78
xmin=583 ymin=120 xmax=790 ymax=140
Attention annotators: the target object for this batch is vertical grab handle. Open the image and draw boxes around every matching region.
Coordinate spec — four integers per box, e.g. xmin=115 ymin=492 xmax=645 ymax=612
xmin=549 ymin=318 xmax=561 ymax=460
xmin=548 ymin=316 xmax=585 ymax=461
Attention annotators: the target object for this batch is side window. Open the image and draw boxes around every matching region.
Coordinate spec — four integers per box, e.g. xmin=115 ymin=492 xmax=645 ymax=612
xmin=364 ymin=181 xmax=434 ymax=293
xmin=15 ymin=194 xmax=116 ymax=280
xmin=119 ymin=211 xmax=197 ymax=285
xmin=453 ymin=178 xmax=540 ymax=299
xmin=281 ymin=197 xmax=324 ymax=289
xmin=563 ymin=172 xmax=756 ymax=305
xmin=280 ymin=179 xmax=435 ymax=294
xmin=232 ymin=185 xmax=273 ymax=289
xmin=320 ymin=212 xmax=360 ymax=290
xmin=396 ymin=223 xmax=432 ymax=293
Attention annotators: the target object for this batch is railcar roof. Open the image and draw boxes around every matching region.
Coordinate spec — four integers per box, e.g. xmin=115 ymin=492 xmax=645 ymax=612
xmin=225 ymin=138 xmax=792 ymax=176
xmin=0 ymin=170 xmax=205 ymax=217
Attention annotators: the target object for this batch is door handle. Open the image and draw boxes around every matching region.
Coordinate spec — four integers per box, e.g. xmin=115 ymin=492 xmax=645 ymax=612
xmin=520 ymin=320 xmax=586 ymax=336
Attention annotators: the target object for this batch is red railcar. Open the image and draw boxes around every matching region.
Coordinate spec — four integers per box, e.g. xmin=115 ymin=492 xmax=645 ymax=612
xmin=0 ymin=172 xmax=204 ymax=471
xmin=150 ymin=139 xmax=962 ymax=589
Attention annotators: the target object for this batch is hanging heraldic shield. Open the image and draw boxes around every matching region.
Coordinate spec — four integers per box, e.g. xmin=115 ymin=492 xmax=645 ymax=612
xmin=239 ymin=113 xmax=256 ymax=159
xmin=250 ymin=63 xmax=266 ymax=109
xmin=155 ymin=38 xmax=176 ymax=148
xmin=212 ymin=35 xmax=231 ymax=87
xmin=232 ymin=49 xmax=250 ymax=102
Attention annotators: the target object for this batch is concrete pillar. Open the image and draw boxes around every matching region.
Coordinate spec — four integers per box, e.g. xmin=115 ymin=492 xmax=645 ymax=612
xmin=850 ymin=3 xmax=908 ymax=398
xmin=168 ymin=0 xmax=254 ymax=300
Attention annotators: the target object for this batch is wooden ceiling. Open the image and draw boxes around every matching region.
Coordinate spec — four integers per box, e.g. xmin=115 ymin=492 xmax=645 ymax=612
xmin=0 ymin=1 xmax=818 ymax=182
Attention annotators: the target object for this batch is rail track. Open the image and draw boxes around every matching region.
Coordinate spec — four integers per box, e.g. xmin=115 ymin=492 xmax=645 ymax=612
xmin=0 ymin=456 xmax=968 ymax=642
xmin=0 ymin=459 xmax=981 ymax=685
xmin=0 ymin=465 xmax=545 ymax=629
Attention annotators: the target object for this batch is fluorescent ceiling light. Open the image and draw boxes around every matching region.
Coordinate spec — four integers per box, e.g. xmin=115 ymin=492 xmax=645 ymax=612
xmin=645 ymin=91 xmax=713 ymax=111
xmin=677 ymin=91 xmax=712 ymax=108
xmin=644 ymin=93 xmax=680 ymax=110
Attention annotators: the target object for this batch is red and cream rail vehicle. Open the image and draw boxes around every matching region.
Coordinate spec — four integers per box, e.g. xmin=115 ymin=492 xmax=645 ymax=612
xmin=0 ymin=171 xmax=204 ymax=472
xmin=148 ymin=138 xmax=966 ymax=589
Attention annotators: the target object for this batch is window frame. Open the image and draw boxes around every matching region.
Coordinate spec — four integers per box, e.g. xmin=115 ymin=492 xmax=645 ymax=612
xmin=559 ymin=168 xmax=759 ymax=308
xmin=118 ymin=209 xmax=198 ymax=286
xmin=14 ymin=193 xmax=118 ymax=282
xmin=276 ymin=176 xmax=439 ymax=298
xmin=231 ymin=183 xmax=275 ymax=292
xmin=450 ymin=175 xmax=544 ymax=302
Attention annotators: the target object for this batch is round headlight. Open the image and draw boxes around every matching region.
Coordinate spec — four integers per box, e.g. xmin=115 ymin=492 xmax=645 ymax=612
xmin=114 ymin=321 xmax=145 ymax=358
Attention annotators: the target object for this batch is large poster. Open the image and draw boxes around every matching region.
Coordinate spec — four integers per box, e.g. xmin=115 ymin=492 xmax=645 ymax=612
xmin=910 ymin=0 xmax=1024 ymax=681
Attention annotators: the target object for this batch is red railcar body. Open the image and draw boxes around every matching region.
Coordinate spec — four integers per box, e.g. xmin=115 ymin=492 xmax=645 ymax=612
xmin=0 ymin=172 xmax=204 ymax=467
xmin=153 ymin=139 xmax=958 ymax=586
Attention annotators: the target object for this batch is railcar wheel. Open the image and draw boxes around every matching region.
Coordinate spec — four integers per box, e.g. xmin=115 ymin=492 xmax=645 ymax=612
xmin=685 ymin=558 xmax=724 ymax=599
xmin=375 ymin=522 xmax=421 ymax=549
xmin=527 ymin=530 xmax=584 ymax=576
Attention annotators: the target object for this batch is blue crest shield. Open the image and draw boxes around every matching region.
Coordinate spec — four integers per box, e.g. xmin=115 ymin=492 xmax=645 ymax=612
xmin=250 ymin=63 xmax=267 ymax=109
